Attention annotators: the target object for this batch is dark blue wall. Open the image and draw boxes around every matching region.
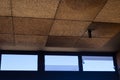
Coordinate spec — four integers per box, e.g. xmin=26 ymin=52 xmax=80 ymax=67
xmin=0 ymin=71 xmax=118 ymax=80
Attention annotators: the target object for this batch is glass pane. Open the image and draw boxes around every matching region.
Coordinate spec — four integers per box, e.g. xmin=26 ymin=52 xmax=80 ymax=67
xmin=1 ymin=54 xmax=38 ymax=71
xmin=82 ymin=56 xmax=115 ymax=71
xmin=45 ymin=55 xmax=79 ymax=71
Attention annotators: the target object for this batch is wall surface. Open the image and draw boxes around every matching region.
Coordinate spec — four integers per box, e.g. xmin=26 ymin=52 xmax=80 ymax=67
xmin=117 ymin=52 xmax=120 ymax=68
xmin=117 ymin=52 xmax=120 ymax=78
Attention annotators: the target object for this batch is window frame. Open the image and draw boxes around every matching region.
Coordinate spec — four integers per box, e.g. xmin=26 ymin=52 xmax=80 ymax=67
xmin=82 ymin=56 xmax=116 ymax=72
xmin=0 ymin=54 xmax=38 ymax=71
xmin=0 ymin=50 xmax=39 ymax=72
xmin=0 ymin=50 xmax=118 ymax=73
xmin=0 ymin=50 xmax=119 ymax=80
xmin=43 ymin=51 xmax=82 ymax=72
xmin=80 ymin=52 xmax=118 ymax=73
xmin=44 ymin=55 xmax=80 ymax=71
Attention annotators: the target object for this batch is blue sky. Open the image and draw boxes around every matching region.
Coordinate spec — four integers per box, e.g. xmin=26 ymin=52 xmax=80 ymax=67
xmin=1 ymin=54 xmax=38 ymax=71
xmin=0 ymin=55 xmax=115 ymax=71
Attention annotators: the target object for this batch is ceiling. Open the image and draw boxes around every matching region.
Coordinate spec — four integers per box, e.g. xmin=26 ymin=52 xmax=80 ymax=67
xmin=0 ymin=0 xmax=120 ymax=51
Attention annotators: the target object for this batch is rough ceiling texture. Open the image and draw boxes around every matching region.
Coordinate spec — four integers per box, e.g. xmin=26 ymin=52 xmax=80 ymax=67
xmin=0 ymin=0 xmax=120 ymax=51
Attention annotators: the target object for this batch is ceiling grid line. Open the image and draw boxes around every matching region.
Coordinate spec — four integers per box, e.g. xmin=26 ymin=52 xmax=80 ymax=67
xmin=0 ymin=33 xmax=114 ymax=39
xmin=1 ymin=16 xmax=92 ymax=22
xmin=10 ymin=0 xmax=15 ymax=45
xmin=0 ymin=16 xmax=93 ymax=22
xmin=94 ymin=0 xmax=120 ymax=23
xmin=92 ymin=0 xmax=108 ymax=21
xmin=48 ymin=0 xmax=63 ymax=35
xmin=46 ymin=0 xmax=63 ymax=46
xmin=0 ymin=16 xmax=119 ymax=24
xmin=81 ymin=0 xmax=108 ymax=38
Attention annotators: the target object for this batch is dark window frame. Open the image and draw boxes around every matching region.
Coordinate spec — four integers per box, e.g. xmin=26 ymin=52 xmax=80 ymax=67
xmin=44 ymin=55 xmax=80 ymax=71
xmin=0 ymin=54 xmax=38 ymax=71
xmin=0 ymin=50 xmax=119 ymax=80
xmin=0 ymin=50 xmax=118 ymax=72
xmin=81 ymin=56 xmax=115 ymax=72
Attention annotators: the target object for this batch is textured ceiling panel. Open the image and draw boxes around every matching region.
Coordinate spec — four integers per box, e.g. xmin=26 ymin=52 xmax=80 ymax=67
xmin=12 ymin=0 xmax=60 ymax=18
xmin=56 ymin=0 xmax=106 ymax=20
xmin=0 ymin=0 xmax=11 ymax=16
xmin=95 ymin=0 xmax=120 ymax=23
xmin=0 ymin=17 xmax=13 ymax=34
xmin=75 ymin=38 xmax=110 ymax=48
xmin=50 ymin=20 xmax=91 ymax=36
xmin=46 ymin=36 xmax=79 ymax=47
xmin=83 ymin=22 xmax=120 ymax=38
xmin=14 ymin=17 xmax=53 ymax=35
xmin=0 ymin=45 xmax=41 ymax=50
xmin=15 ymin=35 xmax=47 ymax=47
xmin=0 ymin=0 xmax=119 ymax=52
xmin=0 ymin=34 xmax=13 ymax=45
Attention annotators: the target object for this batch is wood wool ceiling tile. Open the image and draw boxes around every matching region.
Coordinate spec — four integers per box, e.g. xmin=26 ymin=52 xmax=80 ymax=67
xmin=46 ymin=36 xmax=79 ymax=47
xmin=0 ymin=17 xmax=13 ymax=34
xmin=75 ymin=38 xmax=110 ymax=48
xmin=0 ymin=45 xmax=42 ymax=50
xmin=0 ymin=0 xmax=11 ymax=16
xmin=56 ymin=0 xmax=107 ymax=20
xmin=83 ymin=22 xmax=120 ymax=38
xmin=95 ymin=0 xmax=120 ymax=23
xmin=12 ymin=0 xmax=60 ymax=18
xmin=50 ymin=20 xmax=91 ymax=36
xmin=0 ymin=34 xmax=14 ymax=45
xmin=14 ymin=17 xmax=53 ymax=35
xmin=15 ymin=35 xmax=47 ymax=47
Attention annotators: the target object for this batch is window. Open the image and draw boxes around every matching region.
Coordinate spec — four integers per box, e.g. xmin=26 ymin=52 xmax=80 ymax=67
xmin=45 ymin=55 xmax=79 ymax=71
xmin=82 ymin=56 xmax=115 ymax=71
xmin=0 ymin=54 xmax=38 ymax=71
